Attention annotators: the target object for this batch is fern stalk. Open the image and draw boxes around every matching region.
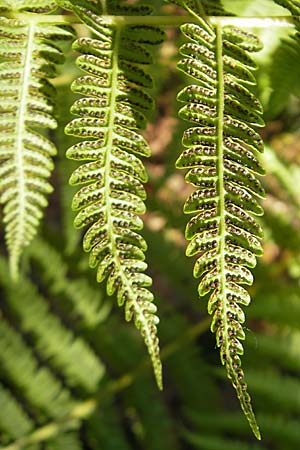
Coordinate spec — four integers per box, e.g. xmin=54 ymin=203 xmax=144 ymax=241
xmin=3 ymin=11 xmax=297 ymax=27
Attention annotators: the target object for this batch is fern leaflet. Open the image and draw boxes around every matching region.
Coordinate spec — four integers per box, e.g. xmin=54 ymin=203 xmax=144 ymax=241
xmin=65 ymin=0 xmax=164 ymax=388
xmin=176 ymin=1 xmax=265 ymax=439
xmin=0 ymin=1 xmax=73 ymax=279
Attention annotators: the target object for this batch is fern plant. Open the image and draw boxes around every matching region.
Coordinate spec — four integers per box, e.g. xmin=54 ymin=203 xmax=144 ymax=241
xmin=0 ymin=0 xmax=300 ymax=448
xmin=267 ymin=0 xmax=300 ymax=116
xmin=174 ymin=0 xmax=264 ymax=438
xmin=0 ymin=0 xmax=73 ymax=279
xmin=64 ymin=0 xmax=165 ymax=388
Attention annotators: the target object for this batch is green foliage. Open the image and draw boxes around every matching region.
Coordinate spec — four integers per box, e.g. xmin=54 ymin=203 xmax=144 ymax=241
xmin=175 ymin=1 xmax=264 ymax=438
xmin=28 ymin=238 xmax=110 ymax=327
xmin=0 ymin=0 xmax=300 ymax=449
xmin=274 ymin=0 xmax=300 ymax=20
xmin=0 ymin=1 xmax=73 ymax=278
xmin=65 ymin=0 xmax=164 ymax=388
xmin=267 ymin=0 xmax=300 ymax=117
xmin=0 ymin=0 xmax=57 ymax=13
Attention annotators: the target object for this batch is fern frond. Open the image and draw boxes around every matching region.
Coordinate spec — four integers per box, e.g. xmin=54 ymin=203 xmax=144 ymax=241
xmin=45 ymin=432 xmax=83 ymax=450
xmin=85 ymin=398 xmax=133 ymax=450
xmin=268 ymin=0 xmax=300 ymax=116
xmin=184 ymin=430 xmax=267 ymax=450
xmin=273 ymin=0 xmax=300 ymax=24
xmin=246 ymin=368 xmax=300 ymax=415
xmin=0 ymin=383 xmax=33 ymax=443
xmin=65 ymin=0 xmax=164 ymax=388
xmin=250 ymin=281 xmax=300 ymax=329
xmin=0 ymin=315 xmax=76 ymax=419
xmin=246 ymin=328 xmax=300 ymax=373
xmin=162 ymin=311 xmax=218 ymax=412
xmin=0 ymin=0 xmax=57 ymax=13
xmin=0 ymin=257 xmax=105 ymax=393
xmin=171 ymin=0 xmax=225 ymax=16
xmin=267 ymin=19 xmax=300 ymax=116
xmin=29 ymin=238 xmax=110 ymax=327
xmin=188 ymin=411 xmax=300 ymax=449
xmin=176 ymin=3 xmax=264 ymax=439
xmin=0 ymin=3 xmax=73 ymax=279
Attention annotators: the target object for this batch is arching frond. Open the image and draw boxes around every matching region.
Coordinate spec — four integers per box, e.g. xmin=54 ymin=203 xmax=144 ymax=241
xmin=0 ymin=383 xmax=34 ymax=443
xmin=186 ymin=411 xmax=300 ymax=450
xmin=268 ymin=36 xmax=300 ymax=114
xmin=0 ymin=257 xmax=105 ymax=393
xmin=0 ymin=0 xmax=57 ymax=13
xmin=45 ymin=432 xmax=84 ymax=450
xmin=184 ymin=430 xmax=266 ymax=450
xmin=0 ymin=2 xmax=73 ymax=279
xmin=175 ymin=1 xmax=264 ymax=439
xmin=267 ymin=0 xmax=300 ymax=116
xmin=29 ymin=238 xmax=110 ymax=328
xmin=65 ymin=0 xmax=164 ymax=388
xmin=0 ymin=314 xmax=76 ymax=419
xmin=273 ymin=0 xmax=300 ymax=24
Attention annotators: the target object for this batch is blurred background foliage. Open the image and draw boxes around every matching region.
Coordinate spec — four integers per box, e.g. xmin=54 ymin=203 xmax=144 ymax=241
xmin=1 ymin=0 xmax=300 ymax=449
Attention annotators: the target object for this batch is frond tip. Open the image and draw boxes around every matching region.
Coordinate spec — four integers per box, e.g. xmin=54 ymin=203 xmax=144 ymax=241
xmin=0 ymin=6 xmax=73 ymax=279
xmin=176 ymin=9 xmax=265 ymax=440
xmin=65 ymin=0 xmax=164 ymax=388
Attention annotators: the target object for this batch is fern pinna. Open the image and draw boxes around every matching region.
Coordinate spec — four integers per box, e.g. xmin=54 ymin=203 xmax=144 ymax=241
xmin=0 ymin=0 xmax=73 ymax=279
xmin=65 ymin=0 xmax=164 ymax=388
xmin=175 ymin=0 xmax=265 ymax=439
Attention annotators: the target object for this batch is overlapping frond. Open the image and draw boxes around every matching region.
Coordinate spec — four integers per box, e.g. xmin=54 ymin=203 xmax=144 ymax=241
xmin=0 ymin=0 xmax=57 ymax=13
xmin=268 ymin=35 xmax=300 ymax=117
xmin=0 ymin=2 xmax=73 ymax=279
xmin=171 ymin=0 xmax=225 ymax=16
xmin=0 ymin=255 xmax=106 ymax=446
xmin=65 ymin=0 xmax=164 ymax=388
xmin=0 ymin=257 xmax=105 ymax=393
xmin=268 ymin=1 xmax=300 ymax=115
xmin=274 ymin=0 xmax=300 ymax=26
xmin=29 ymin=238 xmax=110 ymax=327
xmin=45 ymin=432 xmax=84 ymax=450
xmin=0 ymin=383 xmax=34 ymax=442
xmin=176 ymin=2 xmax=265 ymax=439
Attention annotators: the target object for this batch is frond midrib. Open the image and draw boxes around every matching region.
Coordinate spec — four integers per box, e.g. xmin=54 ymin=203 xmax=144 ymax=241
xmin=10 ymin=20 xmax=35 ymax=279
xmin=215 ymin=21 xmax=228 ymax=358
xmin=103 ymin=26 xmax=119 ymax=262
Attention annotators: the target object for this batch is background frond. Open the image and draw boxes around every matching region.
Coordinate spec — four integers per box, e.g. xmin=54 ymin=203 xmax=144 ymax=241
xmin=0 ymin=0 xmax=57 ymax=13
xmin=0 ymin=257 xmax=105 ymax=392
xmin=0 ymin=253 xmax=107 ymax=447
xmin=184 ymin=431 xmax=268 ymax=450
xmin=29 ymin=238 xmax=111 ymax=327
xmin=273 ymin=0 xmax=300 ymax=25
xmin=45 ymin=432 xmax=84 ymax=450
